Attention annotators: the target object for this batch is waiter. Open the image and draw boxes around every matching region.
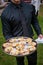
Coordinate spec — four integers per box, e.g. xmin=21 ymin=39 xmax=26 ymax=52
xmin=1 ymin=0 xmax=43 ymax=65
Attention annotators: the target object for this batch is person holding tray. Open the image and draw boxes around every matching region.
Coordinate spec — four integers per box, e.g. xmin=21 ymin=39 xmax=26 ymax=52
xmin=1 ymin=0 xmax=43 ymax=65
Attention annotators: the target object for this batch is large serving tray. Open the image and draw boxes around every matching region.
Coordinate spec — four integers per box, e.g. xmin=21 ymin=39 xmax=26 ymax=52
xmin=2 ymin=37 xmax=37 ymax=57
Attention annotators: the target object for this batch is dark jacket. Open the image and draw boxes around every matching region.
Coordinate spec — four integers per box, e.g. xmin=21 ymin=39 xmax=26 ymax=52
xmin=1 ymin=1 xmax=41 ymax=40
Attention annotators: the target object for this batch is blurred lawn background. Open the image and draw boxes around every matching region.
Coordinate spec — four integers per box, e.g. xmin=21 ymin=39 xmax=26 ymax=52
xmin=0 ymin=5 xmax=43 ymax=65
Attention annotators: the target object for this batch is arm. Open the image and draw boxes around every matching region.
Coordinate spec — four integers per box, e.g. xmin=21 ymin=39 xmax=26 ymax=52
xmin=0 ymin=0 xmax=7 ymax=8
xmin=0 ymin=2 xmax=7 ymax=8
xmin=31 ymin=5 xmax=42 ymax=36
xmin=1 ymin=14 xmax=13 ymax=40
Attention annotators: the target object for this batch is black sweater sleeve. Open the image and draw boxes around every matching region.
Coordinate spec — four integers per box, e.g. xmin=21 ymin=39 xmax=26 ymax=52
xmin=31 ymin=5 xmax=42 ymax=36
xmin=1 ymin=13 xmax=13 ymax=40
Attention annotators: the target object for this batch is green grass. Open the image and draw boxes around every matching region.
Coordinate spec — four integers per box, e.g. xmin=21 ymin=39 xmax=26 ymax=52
xmin=0 ymin=5 xmax=43 ymax=65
